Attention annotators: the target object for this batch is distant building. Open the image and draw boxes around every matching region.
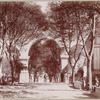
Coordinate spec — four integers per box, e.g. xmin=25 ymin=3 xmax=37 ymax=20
xmin=85 ymin=32 xmax=100 ymax=75
xmin=93 ymin=35 xmax=100 ymax=75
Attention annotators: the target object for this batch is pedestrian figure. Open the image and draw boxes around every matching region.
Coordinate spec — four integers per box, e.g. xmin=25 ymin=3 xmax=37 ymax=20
xmin=1 ymin=74 xmax=7 ymax=85
xmin=36 ymin=73 xmax=39 ymax=82
xmin=91 ymin=76 xmax=99 ymax=93
xmin=95 ymin=76 xmax=99 ymax=87
xmin=44 ymin=73 xmax=47 ymax=83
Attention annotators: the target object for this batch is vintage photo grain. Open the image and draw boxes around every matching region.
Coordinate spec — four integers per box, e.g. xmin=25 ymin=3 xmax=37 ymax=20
xmin=0 ymin=0 xmax=100 ymax=99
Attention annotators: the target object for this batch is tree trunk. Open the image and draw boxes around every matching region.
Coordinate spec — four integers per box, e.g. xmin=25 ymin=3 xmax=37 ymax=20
xmin=86 ymin=57 xmax=92 ymax=90
xmin=10 ymin=61 xmax=14 ymax=84
xmin=18 ymin=71 xmax=21 ymax=84
xmin=34 ymin=72 xmax=36 ymax=82
xmin=88 ymin=57 xmax=92 ymax=90
xmin=49 ymin=76 xmax=52 ymax=82
xmin=29 ymin=70 xmax=32 ymax=83
xmin=86 ymin=58 xmax=89 ymax=90
xmin=11 ymin=67 xmax=14 ymax=84
xmin=0 ymin=59 xmax=3 ymax=83
xmin=72 ymin=67 xmax=75 ymax=85
xmin=18 ymin=73 xmax=20 ymax=84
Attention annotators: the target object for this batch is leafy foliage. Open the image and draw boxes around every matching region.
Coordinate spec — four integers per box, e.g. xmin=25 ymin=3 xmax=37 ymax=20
xmin=0 ymin=2 xmax=48 ymax=83
xmin=29 ymin=38 xmax=61 ymax=80
xmin=48 ymin=1 xmax=100 ymax=86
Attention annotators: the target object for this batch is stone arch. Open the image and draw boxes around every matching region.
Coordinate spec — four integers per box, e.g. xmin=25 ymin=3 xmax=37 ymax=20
xmin=28 ymin=38 xmax=61 ymax=83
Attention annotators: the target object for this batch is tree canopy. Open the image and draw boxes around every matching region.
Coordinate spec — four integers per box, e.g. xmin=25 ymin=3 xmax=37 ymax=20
xmin=48 ymin=1 xmax=100 ymax=88
xmin=0 ymin=2 xmax=48 ymax=83
xmin=28 ymin=38 xmax=61 ymax=81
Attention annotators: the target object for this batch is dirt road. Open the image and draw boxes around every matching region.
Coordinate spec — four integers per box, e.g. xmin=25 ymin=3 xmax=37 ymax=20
xmin=0 ymin=82 xmax=99 ymax=99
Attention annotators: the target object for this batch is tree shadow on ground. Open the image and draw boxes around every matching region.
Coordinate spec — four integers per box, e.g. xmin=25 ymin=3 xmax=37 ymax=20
xmin=74 ymin=93 xmax=99 ymax=99
xmin=69 ymin=85 xmax=78 ymax=89
xmin=69 ymin=85 xmax=99 ymax=99
xmin=0 ymin=90 xmax=18 ymax=98
xmin=0 ymin=83 xmax=39 ymax=98
xmin=0 ymin=83 xmax=38 ymax=89
xmin=0 ymin=90 xmax=39 ymax=98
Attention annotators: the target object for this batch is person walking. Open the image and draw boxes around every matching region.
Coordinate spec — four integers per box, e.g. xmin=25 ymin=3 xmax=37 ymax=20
xmin=44 ymin=73 xmax=47 ymax=83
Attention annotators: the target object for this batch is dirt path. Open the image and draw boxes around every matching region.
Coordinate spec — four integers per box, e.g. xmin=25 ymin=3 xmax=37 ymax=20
xmin=0 ymin=83 xmax=99 ymax=99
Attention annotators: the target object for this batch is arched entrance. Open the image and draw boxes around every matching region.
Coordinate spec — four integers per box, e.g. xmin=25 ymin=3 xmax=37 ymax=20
xmin=28 ymin=38 xmax=61 ymax=83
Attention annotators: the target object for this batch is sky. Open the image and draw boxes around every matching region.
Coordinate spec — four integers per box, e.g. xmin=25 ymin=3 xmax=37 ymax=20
xmin=35 ymin=1 xmax=49 ymax=12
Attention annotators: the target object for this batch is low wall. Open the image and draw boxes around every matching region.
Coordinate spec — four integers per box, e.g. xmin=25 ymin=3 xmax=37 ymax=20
xmin=93 ymin=87 xmax=100 ymax=98
xmin=74 ymin=81 xmax=82 ymax=89
xmin=19 ymin=70 xmax=29 ymax=83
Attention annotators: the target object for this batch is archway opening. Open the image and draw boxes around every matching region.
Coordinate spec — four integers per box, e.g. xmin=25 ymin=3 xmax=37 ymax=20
xmin=28 ymin=38 xmax=61 ymax=83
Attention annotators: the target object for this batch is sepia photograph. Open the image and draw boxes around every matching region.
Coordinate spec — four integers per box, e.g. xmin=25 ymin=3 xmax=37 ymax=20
xmin=0 ymin=0 xmax=100 ymax=99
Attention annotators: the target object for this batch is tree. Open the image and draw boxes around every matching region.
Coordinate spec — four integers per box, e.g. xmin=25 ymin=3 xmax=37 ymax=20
xmin=48 ymin=1 xmax=85 ymax=84
xmin=28 ymin=38 xmax=61 ymax=82
xmin=43 ymin=39 xmax=61 ymax=82
xmin=76 ymin=2 xmax=100 ymax=90
xmin=0 ymin=2 xmax=25 ymax=82
xmin=0 ymin=2 xmax=48 ymax=84
xmin=48 ymin=1 xmax=100 ymax=90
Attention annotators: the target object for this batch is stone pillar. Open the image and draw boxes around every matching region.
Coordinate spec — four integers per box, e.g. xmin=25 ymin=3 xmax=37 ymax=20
xmin=19 ymin=56 xmax=30 ymax=83
xmin=19 ymin=69 xmax=29 ymax=83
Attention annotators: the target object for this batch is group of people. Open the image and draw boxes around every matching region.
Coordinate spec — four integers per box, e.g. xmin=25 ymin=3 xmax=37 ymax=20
xmin=0 ymin=74 xmax=7 ymax=85
xmin=74 ymin=63 xmax=100 ymax=91
xmin=91 ymin=76 xmax=100 ymax=92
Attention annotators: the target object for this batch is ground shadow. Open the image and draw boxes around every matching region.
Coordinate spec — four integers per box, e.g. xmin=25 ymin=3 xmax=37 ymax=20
xmin=69 ymin=85 xmax=78 ymax=89
xmin=74 ymin=92 xmax=99 ymax=99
